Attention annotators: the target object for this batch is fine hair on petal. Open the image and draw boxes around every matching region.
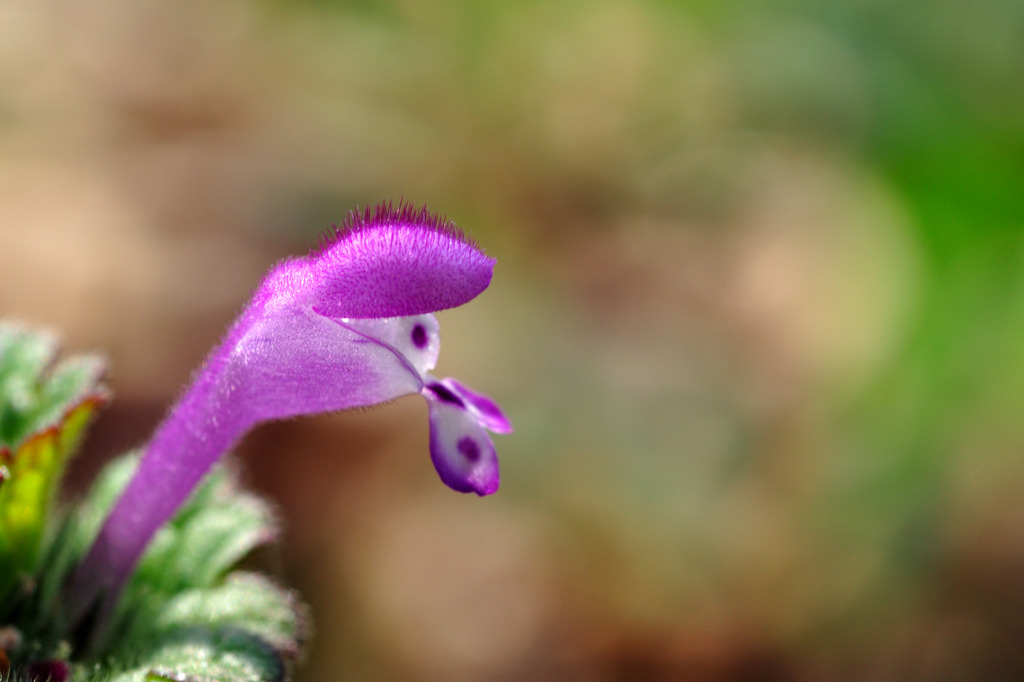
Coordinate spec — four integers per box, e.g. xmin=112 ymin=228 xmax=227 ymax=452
xmin=313 ymin=200 xmax=477 ymax=257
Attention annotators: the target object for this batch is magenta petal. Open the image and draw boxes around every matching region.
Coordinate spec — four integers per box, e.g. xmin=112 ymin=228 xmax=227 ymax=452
xmin=311 ymin=204 xmax=495 ymax=319
xmin=424 ymin=387 xmax=500 ymax=495
xmin=234 ymin=306 xmax=423 ymax=423
xmin=444 ymin=378 xmax=513 ymax=434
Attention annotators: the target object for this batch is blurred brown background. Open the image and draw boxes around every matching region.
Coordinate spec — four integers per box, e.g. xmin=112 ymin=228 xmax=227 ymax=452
xmin=3 ymin=0 xmax=1024 ymax=679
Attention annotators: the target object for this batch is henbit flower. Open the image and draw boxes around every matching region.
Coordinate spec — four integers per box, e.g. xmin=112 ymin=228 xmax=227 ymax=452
xmin=64 ymin=203 xmax=511 ymax=629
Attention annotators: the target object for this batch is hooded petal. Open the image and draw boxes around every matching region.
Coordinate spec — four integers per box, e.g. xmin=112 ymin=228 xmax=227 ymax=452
xmin=423 ymin=382 xmax=500 ymax=495
xmin=309 ymin=204 xmax=495 ymax=319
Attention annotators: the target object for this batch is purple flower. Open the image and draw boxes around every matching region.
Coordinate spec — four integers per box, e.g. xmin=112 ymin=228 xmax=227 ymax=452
xmin=66 ymin=203 xmax=510 ymax=625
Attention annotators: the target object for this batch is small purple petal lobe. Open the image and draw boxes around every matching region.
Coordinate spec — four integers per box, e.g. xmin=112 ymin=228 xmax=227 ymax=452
xmin=427 ymin=381 xmax=465 ymax=407
xmin=424 ymin=388 xmax=500 ymax=495
xmin=311 ymin=202 xmax=495 ymax=319
xmin=442 ymin=378 xmax=513 ymax=434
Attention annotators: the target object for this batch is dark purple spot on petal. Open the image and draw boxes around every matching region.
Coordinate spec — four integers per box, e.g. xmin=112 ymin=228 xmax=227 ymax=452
xmin=427 ymin=382 xmax=464 ymax=407
xmin=411 ymin=323 xmax=428 ymax=349
xmin=457 ymin=436 xmax=481 ymax=462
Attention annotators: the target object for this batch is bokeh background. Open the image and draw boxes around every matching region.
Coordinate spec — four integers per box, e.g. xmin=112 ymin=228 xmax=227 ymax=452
xmin=2 ymin=0 xmax=1024 ymax=679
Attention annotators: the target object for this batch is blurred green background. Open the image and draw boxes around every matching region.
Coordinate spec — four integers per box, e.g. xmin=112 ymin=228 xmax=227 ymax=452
xmin=2 ymin=0 xmax=1023 ymax=679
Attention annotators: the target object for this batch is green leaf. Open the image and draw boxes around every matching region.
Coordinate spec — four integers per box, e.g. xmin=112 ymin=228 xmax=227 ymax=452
xmin=19 ymin=452 xmax=306 ymax=682
xmin=0 ymin=324 xmax=105 ymax=449
xmin=1 ymin=324 xmax=307 ymax=681
xmin=107 ymin=459 xmax=286 ymax=654
xmin=126 ymin=464 xmax=280 ymax=597
xmin=104 ymin=574 xmax=306 ymax=682
xmin=0 ymin=323 xmax=106 ymax=609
